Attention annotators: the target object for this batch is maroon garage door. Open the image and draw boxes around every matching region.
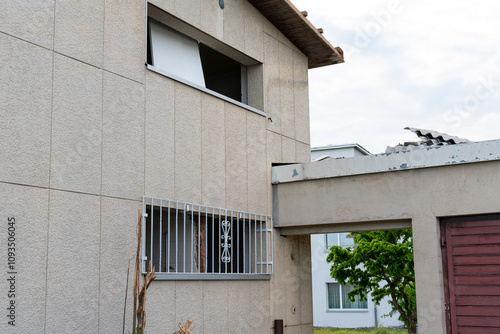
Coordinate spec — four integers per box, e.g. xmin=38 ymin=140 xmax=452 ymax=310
xmin=441 ymin=215 xmax=500 ymax=334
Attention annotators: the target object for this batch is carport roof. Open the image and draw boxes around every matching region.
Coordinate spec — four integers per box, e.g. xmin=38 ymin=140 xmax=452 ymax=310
xmin=272 ymin=139 xmax=500 ymax=184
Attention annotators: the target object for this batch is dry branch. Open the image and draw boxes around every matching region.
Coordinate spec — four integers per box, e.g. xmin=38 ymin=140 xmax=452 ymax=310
xmin=136 ymin=260 xmax=156 ymax=329
xmin=123 ymin=252 xmax=131 ymax=334
xmin=132 ymin=210 xmax=142 ymax=332
xmin=174 ymin=320 xmax=195 ymax=334
xmin=131 ymin=210 xmax=156 ymax=333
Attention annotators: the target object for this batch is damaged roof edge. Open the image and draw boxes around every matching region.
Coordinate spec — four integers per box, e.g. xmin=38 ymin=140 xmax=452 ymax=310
xmin=248 ymin=0 xmax=344 ymax=68
xmin=272 ymin=139 xmax=500 ymax=184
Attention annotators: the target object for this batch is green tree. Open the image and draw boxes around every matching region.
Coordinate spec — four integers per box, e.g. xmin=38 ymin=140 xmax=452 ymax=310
xmin=326 ymin=229 xmax=417 ymax=334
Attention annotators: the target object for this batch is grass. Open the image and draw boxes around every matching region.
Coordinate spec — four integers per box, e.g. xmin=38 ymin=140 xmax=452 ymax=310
xmin=314 ymin=328 xmax=407 ymax=334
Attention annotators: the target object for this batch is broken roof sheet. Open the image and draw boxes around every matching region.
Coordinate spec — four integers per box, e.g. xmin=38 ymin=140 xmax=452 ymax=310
xmin=386 ymin=127 xmax=471 ymax=153
xmin=248 ymin=0 xmax=344 ymax=68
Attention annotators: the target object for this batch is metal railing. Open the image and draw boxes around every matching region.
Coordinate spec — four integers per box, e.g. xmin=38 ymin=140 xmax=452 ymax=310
xmin=142 ymin=196 xmax=273 ymax=280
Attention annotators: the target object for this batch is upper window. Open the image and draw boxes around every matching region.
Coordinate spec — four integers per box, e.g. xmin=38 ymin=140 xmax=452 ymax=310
xmin=146 ymin=4 xmax=263 ymax=114
xmin=142 ymin=196 xmax=273 ymax=280
xmin=326 ymin=232 xmax=356 ymax=249
xmin=327 ymin=283 xmax=368 ymax=310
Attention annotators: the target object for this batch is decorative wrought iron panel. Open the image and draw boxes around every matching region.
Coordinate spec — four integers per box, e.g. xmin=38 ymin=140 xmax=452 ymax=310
xmin=142 ymin=196 xmax=273 ymax=280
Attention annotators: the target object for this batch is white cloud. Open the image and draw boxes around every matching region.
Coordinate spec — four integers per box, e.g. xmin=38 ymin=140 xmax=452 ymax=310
xmin=291 ymin=0 xmax=500 ymax=153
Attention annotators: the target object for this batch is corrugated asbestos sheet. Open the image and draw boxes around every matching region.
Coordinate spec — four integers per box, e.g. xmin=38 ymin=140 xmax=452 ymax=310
xmin=386 ymin=127 xmax=471 ymax=153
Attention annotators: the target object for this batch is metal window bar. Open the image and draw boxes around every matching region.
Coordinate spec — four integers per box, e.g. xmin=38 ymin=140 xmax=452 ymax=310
xmin=142 ymin=196 xmax=272 ymax=279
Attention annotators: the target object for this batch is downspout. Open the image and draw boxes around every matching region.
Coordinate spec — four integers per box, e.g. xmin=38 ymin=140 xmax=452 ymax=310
xmin=374 ymin=304 xmax=378 ymax=328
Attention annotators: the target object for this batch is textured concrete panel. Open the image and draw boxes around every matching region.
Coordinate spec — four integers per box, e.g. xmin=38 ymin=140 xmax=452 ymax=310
xmin=201 ymin=94 xmax=226 ymax=208
xmin=244 ymin=3 xmax=264 ymax=62
xmin=295 ymin=141 xmax=311 ymax=164
xmin=174 ymin=0 xmax=201 ymax=28
xmin=286 ymin=325 xmax=301 ymax=334
xmin=249 ymin=280 xmax=271 ymax=334
xmin=51 ymin=54 xmax=102 ymax=194
xmin=248 ymin=64 xmax=265 ymax=112
xmin=0 ymin=183 xmax=48 ymax=334
xmin=203 ymin=281 xmax=229 ymax=333
xmin=267 ymin=131 xmax=282 ymax=165
xmin=104 ymin=0 xmax=145 ymax=83
xmin=200 ymin=0 xmax=224 ymax=40
xmin=223 ymin=0 xmax=246 ymax=54
xmin=54 ymin=0 xmax=104 ymax=67
xmin=145 ymin=72 xmax=175 ymax=199
xmin=264 ymin=34 xmax=281 ymax=133
xmin=174 ymin=83 xmax=202 ymax=204
xmin=262 ymin=16 xmax=301 ymax=55
xmin=298 ymin=235 xmax=313 ymax=325
xmin=176 ymin=282 xmax=204 ymax=333
xmin=285 ymin=236 xmax=301 ymax=326
xmin=293 ymin=52 xmax=310 ymax=145
xmin=98 ymin=197 xmax=140 ymax=333
xmin=271 ymin=233 xmax=287 ymax=322
xmin=102 ymin=73 xmax=145 ymax=200
xmin=412 ymin=217 xmax=447 ymax=334
xmin=279 ymin=43 xmax=295 ymax=139
xmin=228 ymin=281 xmax=250 ymax=332
xmin=149 ymin=0 xmax=174 ymax=14
xmin=267 ymin=130 xmax=282 ymax=214
xmin=300 ymin=324 xmax=314 ymax=334
xmin=147 ymin=281 xmax=177 ymax=333
xmin=247 ymin=112 xmax=267 ymax=214
xmin=46 ymin=190 xmax=100 ymax=334
xmin=225 ymin=103 xmax=248 ymax=211
xmin=0 ymin=35 xmax=52 ymax=187
xmin=262 ymin=17 xmax=280 ymax=40
xmin=282 ymin=136 xmax=297 ymax=163
xmin=0 ymin=0 xmax=55 ymax=49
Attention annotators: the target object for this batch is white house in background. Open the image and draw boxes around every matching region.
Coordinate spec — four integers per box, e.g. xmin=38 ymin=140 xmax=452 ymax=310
xmin=310 ymin=144 xmax=403 ymax=328
xmin=311 ymin=143 xmax=369 ymax=160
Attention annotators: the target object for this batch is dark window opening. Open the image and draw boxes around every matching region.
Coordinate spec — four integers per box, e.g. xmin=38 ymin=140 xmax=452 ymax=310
xmin=199 ymin=44 xmax=246 ymax=103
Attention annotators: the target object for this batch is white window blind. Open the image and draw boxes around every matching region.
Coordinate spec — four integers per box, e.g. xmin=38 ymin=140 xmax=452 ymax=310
xmin=149 ymin=20 xmax=206 ymax=87
xmin=327 ymin=283 xmax=368 ymax=309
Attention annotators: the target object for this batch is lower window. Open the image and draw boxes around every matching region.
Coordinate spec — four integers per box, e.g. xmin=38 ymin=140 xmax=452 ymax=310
xmin=327 ymin=283 xmax=368 ymax=309
xmin=142 ymin=196 xmax=273 ymax=280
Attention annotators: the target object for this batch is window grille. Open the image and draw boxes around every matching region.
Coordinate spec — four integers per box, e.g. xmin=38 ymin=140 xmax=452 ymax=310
xmin=142 ymin=196 xmax=273 ymax=280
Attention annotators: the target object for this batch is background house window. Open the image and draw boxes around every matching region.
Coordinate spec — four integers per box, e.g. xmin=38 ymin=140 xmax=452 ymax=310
xmin=143 ymin=196 xmax=273 ymax=279
xmin=326 ymin=232 xmax=355 ymax=249
xmin=327 ymin=283 xmax=368 ymax=310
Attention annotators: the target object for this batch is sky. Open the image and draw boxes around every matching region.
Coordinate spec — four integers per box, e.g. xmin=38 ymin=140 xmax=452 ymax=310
xmin=291 ymin=0 xmax=500 ymax=154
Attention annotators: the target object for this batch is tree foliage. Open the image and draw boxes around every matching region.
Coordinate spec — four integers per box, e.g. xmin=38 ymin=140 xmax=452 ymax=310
xmin=326 ymin=229 xmax=417 ymax=334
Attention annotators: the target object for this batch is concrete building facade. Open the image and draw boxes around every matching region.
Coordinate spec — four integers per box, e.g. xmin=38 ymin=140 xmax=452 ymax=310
xmin=0 ymin=1 xmax=343 ymax=333
xmin=273 ymin=140 xmax=500 ymax=333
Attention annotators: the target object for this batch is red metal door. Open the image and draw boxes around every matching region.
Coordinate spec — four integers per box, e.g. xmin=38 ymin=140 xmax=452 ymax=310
xmin=441 ymin=215 xmax=500 ymax=334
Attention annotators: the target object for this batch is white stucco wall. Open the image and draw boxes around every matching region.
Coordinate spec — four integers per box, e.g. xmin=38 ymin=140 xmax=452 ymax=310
xmin=0 ymin=1 xmax=317 ymax=333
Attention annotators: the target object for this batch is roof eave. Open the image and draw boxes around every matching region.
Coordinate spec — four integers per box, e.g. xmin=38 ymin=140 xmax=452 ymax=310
xmin=248 ymin=0 xmax=344 ymax=69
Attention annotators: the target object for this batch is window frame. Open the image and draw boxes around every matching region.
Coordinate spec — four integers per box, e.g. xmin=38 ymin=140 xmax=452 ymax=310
xmin=326 ymin=282 xmax=369 ymax=312
xmin=142 ymin=196 xmax=273 ymax=280
xmin=146 ymin=3 xmax=265 ymax=117
xmin=325 ymin=232 xmax=356 ymax=251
